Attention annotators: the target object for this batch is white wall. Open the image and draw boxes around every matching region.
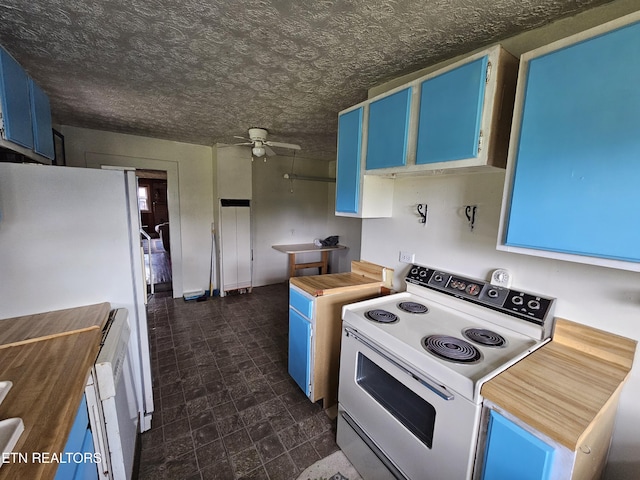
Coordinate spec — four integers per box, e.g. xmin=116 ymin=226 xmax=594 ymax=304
xmin=251 ymin=154 xmax=348 ymax=285
xmin=61 ymin=126 xmax=215 ymax=297
xmin=360 ymin=172 xmax=640 ymax=479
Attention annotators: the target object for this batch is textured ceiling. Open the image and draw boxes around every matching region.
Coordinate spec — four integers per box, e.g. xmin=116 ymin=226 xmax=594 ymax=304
xmin=0 ymin=0 xmax=613 ymax=160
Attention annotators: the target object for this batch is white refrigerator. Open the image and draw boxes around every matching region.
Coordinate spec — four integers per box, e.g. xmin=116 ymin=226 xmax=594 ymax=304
xmin=0 ymin=162 xmax=154 ymax=435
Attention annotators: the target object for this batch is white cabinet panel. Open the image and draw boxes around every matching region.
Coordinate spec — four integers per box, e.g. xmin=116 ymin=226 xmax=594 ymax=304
xmin=220 ymin=200 xmax=252 ymax=294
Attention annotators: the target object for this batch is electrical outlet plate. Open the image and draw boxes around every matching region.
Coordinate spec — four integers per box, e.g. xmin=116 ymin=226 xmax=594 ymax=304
xmin=399 ymin=251 xmax=415 ymax=263
xmin=490 ymin=268 xmax=512 ymax=288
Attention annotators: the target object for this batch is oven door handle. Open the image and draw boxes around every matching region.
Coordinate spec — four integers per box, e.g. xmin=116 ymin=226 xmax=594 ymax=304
xmin=345 ymin=327 xmax=454 ymax=401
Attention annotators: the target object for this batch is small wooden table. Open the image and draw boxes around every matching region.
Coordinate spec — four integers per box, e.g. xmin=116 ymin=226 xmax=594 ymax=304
xmin=272 ymin=243 xmax=347 ymax=277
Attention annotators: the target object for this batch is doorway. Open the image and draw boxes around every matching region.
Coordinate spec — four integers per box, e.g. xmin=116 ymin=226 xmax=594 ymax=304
xmin=136 ymin=169 xmax=172 ymax=294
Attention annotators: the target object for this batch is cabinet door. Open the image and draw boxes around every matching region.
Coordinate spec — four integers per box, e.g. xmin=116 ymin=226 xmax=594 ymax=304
xmin=504 ymin=19 xmax=640 ymax=263
xmin=29 ymin=78 xmax=55 ymax=159
xmin=483 ymin=410 xmax=555 ymax=480
xmin=0 ymin=48 xmax=33 ymax=149
xmin=235 ymin=206 xmax=252 ymax=287
xmin=55 ymin=395 xmax=98 ymax=480
xmin=416 ymin=55 xmax=488 ymax=164
xmin=288 ymin=307 xmax=312 ymax=396
xmin=366 ymin=87 xmax=412 ymax=169
xmin=336 ymin=107 xmax=363 ymax=214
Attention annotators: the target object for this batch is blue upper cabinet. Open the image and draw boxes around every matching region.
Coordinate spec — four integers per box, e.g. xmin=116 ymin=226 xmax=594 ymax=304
xmin=482 ymin=410 xmax=555 ymax=480
xmin=365 ymin=87 xmax=412 ymax=170
xmin=336 ymin=107 xmax=363 ymax=214
xmin=0 ymin=47 xmax=34 ymax=149
xmin=334 ymin=45 xmax=516 ymax=217
xmin=29 ymin=79 xmax=55 ymax=159
xmin=335 ymin=105 xmax=395 ymax=218
xmin=416 ymin=56 xmax=488 ymax=164
xmin=500 ymin=13 xmax=640 ymax=270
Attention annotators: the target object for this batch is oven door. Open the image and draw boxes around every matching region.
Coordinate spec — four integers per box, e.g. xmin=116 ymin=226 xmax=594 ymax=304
xmin=338 ymin=326 xmax=480 ymax=480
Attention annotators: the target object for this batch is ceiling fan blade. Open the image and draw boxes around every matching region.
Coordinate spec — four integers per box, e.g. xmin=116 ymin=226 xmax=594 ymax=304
xmin=265 ymin=141 xmax=301 ymax=150
xmin=265 ymin=145 xmax=276 ymax=157
xmin=234 ymin=135 xmax=251 ymax=141
xmin=233 ymin=142 xmax=253 ymax=146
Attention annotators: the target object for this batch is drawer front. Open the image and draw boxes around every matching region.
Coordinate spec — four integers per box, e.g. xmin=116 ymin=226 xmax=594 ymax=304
xmin=289 ymin=287 xmax=314 ymax=319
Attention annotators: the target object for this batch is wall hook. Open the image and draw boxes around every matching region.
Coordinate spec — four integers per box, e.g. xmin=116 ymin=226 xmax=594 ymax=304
xmin=417 ymin=204 xmax=428 ymax=225
xmin=465 ymin=205 xmax=477 ymax=231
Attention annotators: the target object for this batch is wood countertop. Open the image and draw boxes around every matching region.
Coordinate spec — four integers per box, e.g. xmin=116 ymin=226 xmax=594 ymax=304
xmin=0 ymin=303 xmax=110 ymax=480
xmin=481 ymin=318 xmax=636 ymax=451
xmin=290 ymin=272 xmax=385 ymax=297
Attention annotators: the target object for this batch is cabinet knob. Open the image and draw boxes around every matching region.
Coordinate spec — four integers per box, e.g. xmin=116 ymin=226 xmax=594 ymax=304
xmin=579 ymin=445 xmax=592 ymax=455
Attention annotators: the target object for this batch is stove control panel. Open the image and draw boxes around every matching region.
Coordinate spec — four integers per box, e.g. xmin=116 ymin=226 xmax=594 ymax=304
xmin=406 ymin=265 xmax=554 ymax=325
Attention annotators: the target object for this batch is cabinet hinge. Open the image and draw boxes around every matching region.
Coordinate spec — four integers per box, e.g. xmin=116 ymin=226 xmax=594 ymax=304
xmin=478 ymin=130 xmax=484 ymax=152
xmin=486 ymin=61 xmax=492 ymax=84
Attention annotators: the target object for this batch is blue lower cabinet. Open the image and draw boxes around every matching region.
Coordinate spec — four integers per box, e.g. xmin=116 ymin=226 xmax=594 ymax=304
xmin=288 ymin=307 xmax=312 ymax=396
xmin=55 ymin=395 xmax=98 ymax=480
xmin=482 ymin=410 xmax=555 ymax=480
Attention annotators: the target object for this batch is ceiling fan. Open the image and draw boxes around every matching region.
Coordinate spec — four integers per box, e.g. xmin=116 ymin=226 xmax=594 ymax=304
xmin=234 ymin=128 xmax=301 ymax=158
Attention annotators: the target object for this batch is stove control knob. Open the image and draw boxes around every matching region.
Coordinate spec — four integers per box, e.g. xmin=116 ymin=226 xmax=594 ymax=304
xmin=410 ymin=267 xmax=419 ymax=275
xmin=434 ymin=274 xmax=443 ymax=283
xmin=466 ymin=284 xmax=481 ymax=296
xmin=419 ymin=269 xmax=427 ymax=277
xmin=487 ymin=289 xmax=499 ymax=298
xmin=512 ymin=295 xmax=524 ymax=306
xmin=528 ymin=299 xmax=541 ymax=310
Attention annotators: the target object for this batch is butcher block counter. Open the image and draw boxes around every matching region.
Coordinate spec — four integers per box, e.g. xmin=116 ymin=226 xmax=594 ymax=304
xmin=0 ymin=303 xmax=110 ymax=480
xmin=290 ymin=272 xmax=388 ymax=297
xmin=290 ymin=260 xmax=394 ymax=297
xmin=481 ymin=318 xmax=636 ymax=479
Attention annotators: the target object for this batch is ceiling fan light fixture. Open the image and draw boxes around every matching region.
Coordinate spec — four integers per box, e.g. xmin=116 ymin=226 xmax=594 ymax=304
xmin=252 ymin=145 xmax=266 ymax=157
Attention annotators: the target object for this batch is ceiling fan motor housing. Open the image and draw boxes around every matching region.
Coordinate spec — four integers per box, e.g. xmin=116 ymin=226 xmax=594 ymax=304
xmin=248 ymin=128 xmax=268 ymax=142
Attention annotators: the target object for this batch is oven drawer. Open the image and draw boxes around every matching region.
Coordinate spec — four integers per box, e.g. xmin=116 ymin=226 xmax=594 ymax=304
xmin=337 ymin=409 xmax=406 ymax=480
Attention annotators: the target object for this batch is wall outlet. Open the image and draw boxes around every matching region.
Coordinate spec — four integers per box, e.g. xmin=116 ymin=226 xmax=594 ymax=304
xmin=399 ymin=251 xmax=415 ymax=263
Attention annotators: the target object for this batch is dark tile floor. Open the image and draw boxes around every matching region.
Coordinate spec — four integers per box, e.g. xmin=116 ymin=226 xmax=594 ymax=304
xmin=137 ymin=283 xmax=339 ymax=480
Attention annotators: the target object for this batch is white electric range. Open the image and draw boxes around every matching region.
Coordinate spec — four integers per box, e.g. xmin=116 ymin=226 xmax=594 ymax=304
xmin=336 ymin=264 xmax=555 ymax=480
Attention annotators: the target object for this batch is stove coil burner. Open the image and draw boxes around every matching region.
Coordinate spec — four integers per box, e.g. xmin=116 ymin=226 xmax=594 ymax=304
xmin=398 ymin=302 xmax=429 ymax=314
xmin=422 ymin=335 xmax=482 ymax=363
xmin=365 ymin=309 xmax=399 ymax=324
xmin=463 ymin=328 xmax=507 ymax=348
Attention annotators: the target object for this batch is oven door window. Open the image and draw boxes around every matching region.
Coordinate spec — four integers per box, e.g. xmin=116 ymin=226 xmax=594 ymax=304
xmin=356 ymin=352 xmax=436 ymax=448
